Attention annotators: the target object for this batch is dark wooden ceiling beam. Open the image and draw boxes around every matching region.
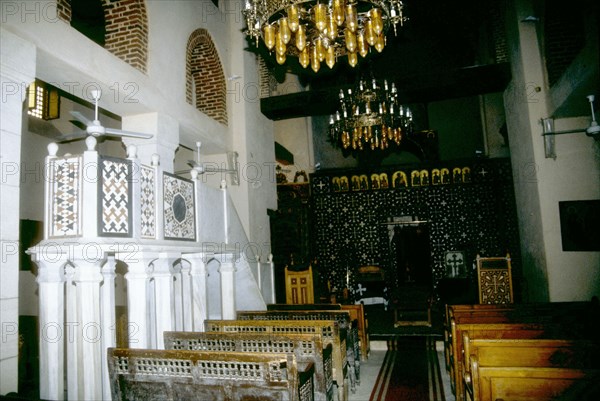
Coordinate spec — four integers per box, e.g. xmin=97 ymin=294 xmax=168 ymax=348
xmin=260 ymin=62 xmax=511 ymax=121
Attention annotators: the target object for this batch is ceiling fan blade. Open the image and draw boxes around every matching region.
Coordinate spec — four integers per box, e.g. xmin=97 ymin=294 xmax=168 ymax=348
xmin=69 ymin=111 xmax=93 ymax=127
xmin=55 ymin=131 xmax=88 ymax=143
xmin=69 ymin=119 xmax=87 ymax=130
xmin=104 ymin=128 xmax=153 ymax=139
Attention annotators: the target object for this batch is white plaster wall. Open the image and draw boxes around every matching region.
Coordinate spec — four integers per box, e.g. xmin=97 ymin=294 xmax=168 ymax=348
xmin=0 ymin=28 xmax=35 ymax=395
xmin=504 ymin=0 xmax=600 ymax=302
xmin=274 ymin=117 xmax=315 ymax=183
xmin=537 ymin=116 xmax=600 ymax=301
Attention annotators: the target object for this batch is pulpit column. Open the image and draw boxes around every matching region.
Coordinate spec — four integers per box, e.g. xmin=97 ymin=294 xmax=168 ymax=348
xmin=122 ymin=252 xmax=156 ymax=349
xmin=218 ymin=253 xmax=238 ymax=320
xmin=186 ymin=253 xmax=209 ymax=331
xmin=179 ymin=260 xmax=193 ymax=331
xmin=72 ymin=257 xmax=105 ymax=401
xmin=100 ymin=257 xmax=117 ymax=401
xmin=35 ymin=255 xmax=67 ymax=401
xmin=152 ymin=252 xmax=180 ymax=348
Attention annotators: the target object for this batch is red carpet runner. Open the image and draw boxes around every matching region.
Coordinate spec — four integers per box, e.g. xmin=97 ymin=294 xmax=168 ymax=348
xmin=369 ymin=336 xmax=445 ymax=401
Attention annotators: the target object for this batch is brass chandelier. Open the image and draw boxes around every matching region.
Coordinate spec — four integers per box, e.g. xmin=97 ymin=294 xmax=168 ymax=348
xmin=242 ymin=0 xmax=407 ymax=73
xmin=329 ymin=78 xmax=413 ymax=150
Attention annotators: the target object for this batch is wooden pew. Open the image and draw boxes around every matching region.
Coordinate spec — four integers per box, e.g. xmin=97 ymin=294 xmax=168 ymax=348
xmin=237 ymin=309 xmax=360 ymax=391
xmin=463 ymin=337 xmax=600 ymax=401
xmin=108 ymin=348 xmax=314 ymax=401
xmin=443 ymin=301 xmax=594 ymax=372
xmin=205 ymin=319 xmax=348 ymax=401
xmin=448 ymin=306 xmax=599 ymax=401
xmin=267 ymin=303 xmax=370 ymax=361
xmin=164 ymin=331 xmax=334 ymax=401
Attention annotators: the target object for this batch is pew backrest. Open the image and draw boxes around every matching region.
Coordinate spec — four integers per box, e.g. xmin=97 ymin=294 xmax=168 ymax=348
xmin=108 ymin=347 xmax=313 ymax=401
xmin=164 ymin=331 xmax=334 ymax=401
xmin=204 ymin=319 xmax=347 ymax=388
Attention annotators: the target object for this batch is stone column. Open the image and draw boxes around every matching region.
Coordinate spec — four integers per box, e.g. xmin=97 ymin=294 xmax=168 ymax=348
xmin=218 ymin=253 xmax=238 ymax=320
xmin=179 ymin=260 xmax=193 ymax=331
xmin=72 ymin=257 xmax=105 ymax=401
xmin=35 ymin=254 xmax=67 ymax=400
xmin=100 ymin=257 xmax=117 ymax=401
xmin=172 ymin=262 xmax=183 ymax=331
xmin=64 ymin=265 xmax=78 ymax=400
xmin=151 ymin=252 xmax=180 ymax=349
xmin=122 ymin=252 xmax=156 ymax=349
xmin=186 ymin=253 xmax=209 ymax=331
xmin=122 ymin=113 xmax=179 ymax=174
xmin=0 ymin=28 xmax=35 ymax=396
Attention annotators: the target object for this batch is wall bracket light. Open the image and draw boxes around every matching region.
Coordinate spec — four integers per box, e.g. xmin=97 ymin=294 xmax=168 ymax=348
xmin=541 ymin=95 xmax=599 ymax=158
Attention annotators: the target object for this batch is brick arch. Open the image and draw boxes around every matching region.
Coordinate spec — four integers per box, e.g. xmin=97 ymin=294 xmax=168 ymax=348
xmin=55 ymin=0 xmax=148 ymax=73
xmin=186 ymin=29 xmax=228 ymax=126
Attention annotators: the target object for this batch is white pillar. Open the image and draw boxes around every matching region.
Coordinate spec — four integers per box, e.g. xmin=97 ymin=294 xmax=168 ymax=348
xmin=186 ymin=253 xmax=210 ymax=331
xmin=172 ymin=262 xmax=184 ymax=331
xmin=100 ymin=257 xmax=117 ymax=401
xmin=122 ymin=252 xmax=155 ymax=349
xmin=218 ymin=253 xmax=238 ymax=320
xmin=35 ymin=255 xmax=67 ymax=401
xmin=179 ymin=260 xmax=193 ymax=331
xmin=1 ymin=28 xmax=35 ymax=396
xmin=152 ymin=252 xmax=180 ymax=348
xmin=122 ymin=113 xmax=179 ymax=174
xmin=72 ymin=258 xmax=105 ymax=401
xmin=64 ymin=265 xmax=79 ymax=400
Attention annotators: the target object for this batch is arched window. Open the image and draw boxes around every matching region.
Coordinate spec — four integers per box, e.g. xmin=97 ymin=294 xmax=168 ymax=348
xmin=186 ymin=29 xmax=228 ymax=126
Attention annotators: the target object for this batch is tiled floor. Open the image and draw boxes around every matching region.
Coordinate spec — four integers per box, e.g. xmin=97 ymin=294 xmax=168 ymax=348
xmin=347 ymin=340 xmax=454 ymax=401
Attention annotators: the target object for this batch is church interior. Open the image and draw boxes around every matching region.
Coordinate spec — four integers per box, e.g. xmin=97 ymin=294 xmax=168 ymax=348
xmin=1 ymin=0 xmax=599 ymax=400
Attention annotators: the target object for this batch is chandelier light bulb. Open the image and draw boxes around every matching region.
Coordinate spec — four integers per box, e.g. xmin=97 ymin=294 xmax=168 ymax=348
xmin=333 ymin=0 xmax=345 ymax=25
xmin=345 ymin=4 xmax=358 ymax=33
xmin=276 ymin=52 xmax=286 ymax=65
xmin=263 ymin=24 xmax=276 ymax=50
xmin=279 ymin=17 xmax=291 ymax=44
xmin=314 ymin=3 xmax=327 ymax=32
xmin=326 ymin=15 xmax=337 ymax=41
xmin=375 ymin=33 xmax=385 ymax=52
xmin=296 ymin=25 xmax=307 ymax=51
xmin=311 ymin=44 xmax=321 ymax=72
xmin=345 ymin=28 xmax=357 ymax=53
xmin=370 ymin=8 xmax=384 ymax=35
xmin=358 ymin=32 xmax=369 ymax=57
xmin=275 ymin=33 xmax=286 ymax=56
xmin=287 ymin=4 xmax=300 ymax=32
xmin=326 ymin=46 xmax=336 ymax=68
xmin=299 ymin=47 xmax=310 ymax=68
xmin=365 ymin=19 xmax=377 ymax=46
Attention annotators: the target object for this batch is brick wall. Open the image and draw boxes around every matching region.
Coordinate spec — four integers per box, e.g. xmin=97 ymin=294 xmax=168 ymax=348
xmin=186 ymin=29 xmax=228 ymax=126
xmin=56 ymin=0 xmax=148 ymax=74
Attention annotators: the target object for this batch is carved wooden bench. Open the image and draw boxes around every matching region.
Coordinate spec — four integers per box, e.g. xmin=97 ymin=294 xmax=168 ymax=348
xmin=267 ymin=303 xmax=370 ymax=361
xmin=164 ymin=331 xmax=334 ymax=401
xmin=205 ymin=319 xmax=348 ymax=401
xmin=107 ymin=348 xmax=314 ymax=401
xmin=237 ymin=309 xmax=360 ymax=391
xmin=462 ymin=337 xmax=600 ymax=401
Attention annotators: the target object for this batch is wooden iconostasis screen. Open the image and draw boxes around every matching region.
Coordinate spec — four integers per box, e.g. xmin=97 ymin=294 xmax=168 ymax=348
xmin=309 ymin=158 xmax=521 ymax=303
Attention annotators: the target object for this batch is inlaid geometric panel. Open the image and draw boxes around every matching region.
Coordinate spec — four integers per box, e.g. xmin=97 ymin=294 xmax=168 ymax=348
xmin=140 ymin=165 xmax=156 ymax=239
xmin=49 ymin=156 xmax=82 ymax=237
xmin=99 ymin=157 xmax=132 ymax=237
xmin=163 ymin=172 xmax=196 ymax=241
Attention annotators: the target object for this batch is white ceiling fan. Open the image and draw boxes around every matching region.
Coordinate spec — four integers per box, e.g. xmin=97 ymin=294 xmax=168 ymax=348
xmin=56 ymin=89 xmax=153 ymax=142
xmin=181 ymin=141 xmax=240 ymax=185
